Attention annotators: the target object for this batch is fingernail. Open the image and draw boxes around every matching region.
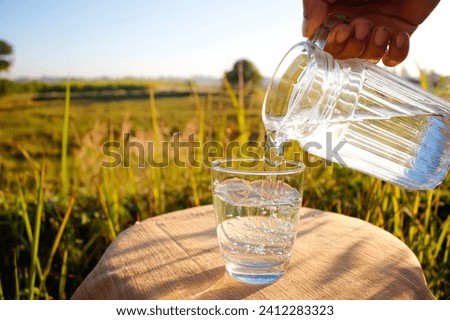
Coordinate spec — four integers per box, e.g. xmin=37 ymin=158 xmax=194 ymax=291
xmin=395 ymin=32 xmax=409 ymax=49
xmin=354 ymin=23 xmax=371 ymax=40
xmin=336 ymin=28 xmax=351 ymax=43
xmin=374 ymin=27 xmax=390 ymax=47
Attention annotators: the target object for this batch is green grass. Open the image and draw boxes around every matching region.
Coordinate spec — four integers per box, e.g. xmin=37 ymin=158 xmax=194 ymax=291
xmin=0 ymin=78 xmax=449 ymax=299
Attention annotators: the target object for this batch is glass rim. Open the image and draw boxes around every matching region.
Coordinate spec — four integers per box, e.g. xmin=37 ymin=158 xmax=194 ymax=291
xmin=262 ymin=41 xmax=312 ymax=121
xmin=210 ymin=158 xmax=305 ymax=176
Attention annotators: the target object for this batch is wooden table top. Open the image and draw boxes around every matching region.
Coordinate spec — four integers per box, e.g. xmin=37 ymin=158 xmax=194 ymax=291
xmin=72 ymin=205 xmax=434 ymax=300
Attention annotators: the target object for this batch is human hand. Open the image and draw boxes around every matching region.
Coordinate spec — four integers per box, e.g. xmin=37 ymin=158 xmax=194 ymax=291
xmin=302 ymin=0 xmax=440 ymax=66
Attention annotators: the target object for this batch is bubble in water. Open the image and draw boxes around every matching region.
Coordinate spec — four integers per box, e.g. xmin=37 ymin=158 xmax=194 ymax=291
xmin=254 ymin=244 xmax=265 ymax=254
xmin=279 ymin=233 xmax=293 ymax=240
xmin=279 ymin=222 xmax=292 ymax=232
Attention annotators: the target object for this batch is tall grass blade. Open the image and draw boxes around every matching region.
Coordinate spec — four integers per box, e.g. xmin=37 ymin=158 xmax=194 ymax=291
xmin=59 ymin=249 xmax=69 ymax=300
xmin=17 ymin=144 xmax=40 ymax=171
xmin=98 ymin=176 xmax=117 ymax=240
xmin=238 ymin=61 xmax=245 ymax=112
xmin=148 ymin=83 xmax=165 ymax=213
xmin=148 ymin=83 xmax=161 ymax=145
xmin=444 ymin=236 xmax=449 ymax=265
xmin=434 ymin=215 xmax=450 ymax=260
xmin=190 ymin=81 xmax=205 ymax=146
xmin=28 ymin=161 xmax=45 ymax=300
xmin=188 ymin=167 xmax=201 ymax=206
xmin=13 ymin=249 xmax=19 ymax=299
xmin=18 ymin=186 xmax=33 ymax=248
xmin=17 ymin=184 xmax=48 ymax=297
xmin=223 ymin=73 xmax=247 ymax=139
xmin=188 ymin=81 xmax=204 ymax=206
xmin=61 ymin=79 xmax=71 ymax=198
xmin=206 ymin=91 xmax=213 ymax=141
xmin=424 ymin=190 xmax=433 ymax=232
xmin=38 ymin=197 xmax=75 ymax=294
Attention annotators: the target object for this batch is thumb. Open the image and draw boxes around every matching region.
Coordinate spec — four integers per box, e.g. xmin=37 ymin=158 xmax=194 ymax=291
xmin=302 ymin=0 xmax=330 ymax=38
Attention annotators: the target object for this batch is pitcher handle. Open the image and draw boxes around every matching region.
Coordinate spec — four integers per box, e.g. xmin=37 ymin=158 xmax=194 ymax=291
xmin=310 ymin=13 xmax=351 ymax=50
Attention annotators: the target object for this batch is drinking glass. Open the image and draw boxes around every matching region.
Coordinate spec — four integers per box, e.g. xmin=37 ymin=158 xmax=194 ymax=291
xmin=211 ymin=158 xmax=305 ymax=284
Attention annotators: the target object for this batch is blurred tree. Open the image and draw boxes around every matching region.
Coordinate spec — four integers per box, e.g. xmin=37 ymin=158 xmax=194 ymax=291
xmin=0 ymin=40 xmax=13 ymax=72
xmin=225 ymin=59 xmax=262 ymax=88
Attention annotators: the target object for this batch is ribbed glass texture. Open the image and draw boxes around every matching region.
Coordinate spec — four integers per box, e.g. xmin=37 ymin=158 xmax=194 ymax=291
xmin=263 ymin=43 xmax=450 ymax=189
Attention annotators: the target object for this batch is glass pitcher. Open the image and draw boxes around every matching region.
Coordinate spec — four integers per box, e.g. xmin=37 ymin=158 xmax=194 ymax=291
xmin=263 ymin=24 xmax=450 ymax=190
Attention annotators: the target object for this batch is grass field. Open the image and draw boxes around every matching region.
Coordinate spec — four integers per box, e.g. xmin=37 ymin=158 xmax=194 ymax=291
xmin=0 ymin=78 xmax=449 ymax=299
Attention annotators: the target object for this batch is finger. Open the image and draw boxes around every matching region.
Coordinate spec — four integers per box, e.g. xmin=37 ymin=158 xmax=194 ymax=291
xmin=334 ymin=19 xmax=373 ymax=60
xmin=302 ymin=0 xmax=329 ymax=38
xmin=324 ymin=23 xmax=352 ymax=56
xmin=382 ymin=32 xmax=410 ymax=67
xmin=360 ymin=26 xmax=392 ymax=63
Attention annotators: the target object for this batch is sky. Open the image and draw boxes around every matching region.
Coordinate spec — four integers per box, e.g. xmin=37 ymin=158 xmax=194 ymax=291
xmin=0 ymin=0 xmax=449 ymax=80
